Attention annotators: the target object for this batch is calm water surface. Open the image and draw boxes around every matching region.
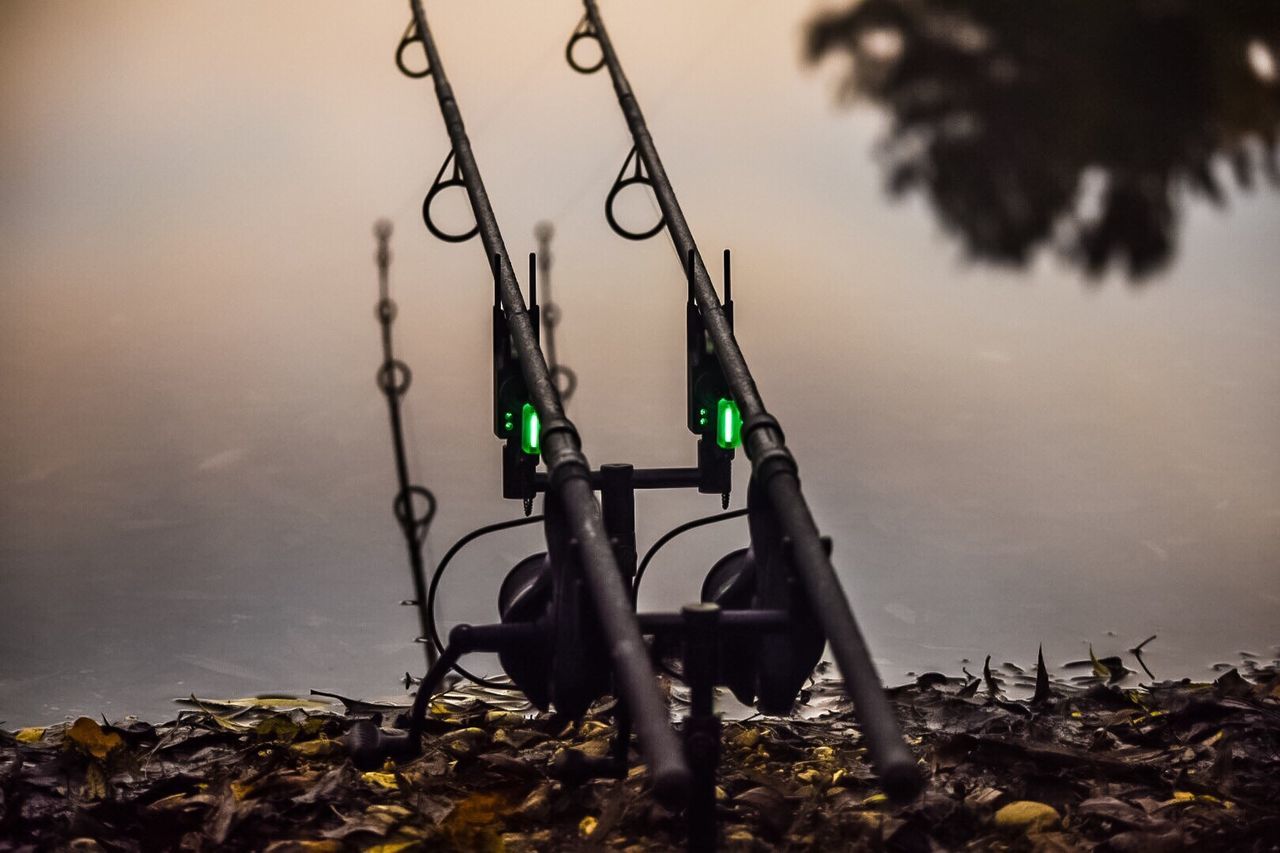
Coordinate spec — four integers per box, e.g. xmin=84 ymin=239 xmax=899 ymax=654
xmin=2 ymin=1 xmax=1277 ymax=725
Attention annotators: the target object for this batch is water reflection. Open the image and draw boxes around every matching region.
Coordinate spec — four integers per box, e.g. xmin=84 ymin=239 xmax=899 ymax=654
xmin=806 ymin=1 xmax=1280 ymax=279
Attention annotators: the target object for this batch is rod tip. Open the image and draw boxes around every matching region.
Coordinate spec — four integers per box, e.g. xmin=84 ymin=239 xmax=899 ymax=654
xmin=374 ymin=219 xmax=393 ymax=240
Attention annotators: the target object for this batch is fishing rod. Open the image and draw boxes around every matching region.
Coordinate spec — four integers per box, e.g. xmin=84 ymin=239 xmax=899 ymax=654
xmin=534 ymin=222 xmax=577 ymax=405
xmin=362 ymin=0 xmax=692 ymax=807
xmin=566 ymin=0 xmax=923 ymax=802
xmin=371 ymin=219 xmax=437 ymax=669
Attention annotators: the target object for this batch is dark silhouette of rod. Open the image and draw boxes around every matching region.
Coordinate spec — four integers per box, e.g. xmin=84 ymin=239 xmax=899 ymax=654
xmin=373 ymin=219 xmax=438 ymax=670
xmin=403 ymin=0 xmax=689 ymax=805
xmin=534 ymin=222 xmax=577 ymax=405
xmin=576 ymin=0 xmax=922 ymax=801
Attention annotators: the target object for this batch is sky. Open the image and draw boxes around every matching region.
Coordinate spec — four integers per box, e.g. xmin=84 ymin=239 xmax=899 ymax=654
xmin=1 ymin=1 xmax=1278 ymax=724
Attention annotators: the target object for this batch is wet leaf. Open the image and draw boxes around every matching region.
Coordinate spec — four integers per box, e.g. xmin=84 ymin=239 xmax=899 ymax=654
xmin=255 ymin=715 xmax=301 ymax=743
xmin=289 ymin=737 xmax=342 ymax=758
xmin=65 ymin=717 xmax=125 ymax=760
xmin=364 ymin=842 xmax=418 ymax=853
xmin=263 ymin=842 xmax=343 ymax=853
xmin=982 ymin=655 xmax=1001 ymax=699
xmin=83 ymin=762 xmax=109 ymax=800
xmin=177 ymin=694 xmax=333 ymax=713
xmin=361 ymin=771 xmax=400 ymax=791
xmin=1089 ymin=645 xmax=1112 ymax=681
xmin=1032 ymin=645 xmax=1052 ymax=706
xmin=994 ymin=800 xmax=1061 ymax=831
xmin=309 ymin=690 xmax=409 ymax=714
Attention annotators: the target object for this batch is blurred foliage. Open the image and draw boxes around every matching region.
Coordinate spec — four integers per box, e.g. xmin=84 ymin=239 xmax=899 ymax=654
xmin=807 ymin=0 xmax=1280 ymax=280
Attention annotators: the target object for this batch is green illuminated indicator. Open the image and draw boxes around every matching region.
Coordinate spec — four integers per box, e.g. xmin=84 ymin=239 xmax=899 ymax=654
xmin=503 ymin=411 xmax=515 ymax=432
xmin=521 ymin=403 xmax=540 ymax=455
xmin=698 ymin=406 xmax=708 ymax=427
xmin=716 ymin=397 xmax=741 ymax=449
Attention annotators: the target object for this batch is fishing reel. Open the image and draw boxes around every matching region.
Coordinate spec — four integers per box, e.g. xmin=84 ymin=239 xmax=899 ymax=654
xmin=494 ymin=498 xmax=611 ymax=720
xmin=494 ymin=476 xmax=826 ymax=720
xmin=701 ymin=479 xmax=827 ymax=715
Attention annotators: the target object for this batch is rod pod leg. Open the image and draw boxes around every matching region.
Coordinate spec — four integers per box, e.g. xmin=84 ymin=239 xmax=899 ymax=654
xmin=682 ymin=603 xmax=721 ymax=853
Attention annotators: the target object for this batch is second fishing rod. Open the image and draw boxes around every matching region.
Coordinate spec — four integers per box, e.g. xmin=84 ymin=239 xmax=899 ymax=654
xmin=568 ymin=0 xmax=923 ymax=802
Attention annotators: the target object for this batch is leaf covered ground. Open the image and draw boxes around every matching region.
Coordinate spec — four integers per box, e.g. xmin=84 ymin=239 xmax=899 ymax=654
xmin=2 ymin=654 xmax=1279 ymax=851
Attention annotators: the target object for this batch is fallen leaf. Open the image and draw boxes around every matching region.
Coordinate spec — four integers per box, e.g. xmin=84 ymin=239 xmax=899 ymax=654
xmin=65 ymin=717 xmax=124 ymax=760
xmin=361 ymin=771 xmax=400 ymax=791
xmin=993 ymin=800 xmax=1060 ymax=832
xmin=290 ymin=737 xmax=342 ymax=758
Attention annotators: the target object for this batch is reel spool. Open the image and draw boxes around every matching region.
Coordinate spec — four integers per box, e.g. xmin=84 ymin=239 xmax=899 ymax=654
xmin=701 ymin=482 xmax=826 ymax=715
xmin=494 ymin=503 xmax=611 ymax=720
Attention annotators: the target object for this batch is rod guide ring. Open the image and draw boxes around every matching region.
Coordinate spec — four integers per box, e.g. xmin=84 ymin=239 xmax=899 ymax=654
xmin=422 ymin=150 xmax=479 ymax=243
xmin=565 ymin=16 xmax=604 ymax=74
xmin=396 ymin=20 xmax=431 ymax=79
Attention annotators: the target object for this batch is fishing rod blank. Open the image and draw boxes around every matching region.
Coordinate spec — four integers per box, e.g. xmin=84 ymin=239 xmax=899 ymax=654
xmin=392 ymin=0 xmax=691 ymax=806
xmin=372 ymin=219 xmax=438 ymax=669
xmin=568 ymin=0 xmax=922 ymax=802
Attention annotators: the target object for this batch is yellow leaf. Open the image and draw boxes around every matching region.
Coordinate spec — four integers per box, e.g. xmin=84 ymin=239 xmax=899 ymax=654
xmin=440 ymin=727 xmax=489 ymax=756
xmin=148 ymin=793 xmax=190 ymax=811
xmin=186 ymin=695 xmax=332 ymax=712
xmin=207 ymin=715 xmax=252 ymax=733
xmin=1089 ymin=646 xmax=1111 ymax=680
xmin=364 ymin=842 xmax=418 ymax=853
xmin=83 ymin=762 xmax=108 ymax=800
xmin=14 ymin=727 xmax=45 ymax=743
xmin=290 ymin=737 xmax=341 ymax=758
xmin=300 ymin=717 xmax=326 ymax=738
xmin=796 ymin=769 xmax=826 ymax=785
xmin=577 ymin=720 xmax=611 ymax=738
xmin=66 ymin=718 xmax=124 ymax=760
xmin=262 ymin=842 xmax=343 ymax=853
xmin=578 ymin=816 xmax=598 ymax=838
xmin=862 ymin=793 xmax=889 ymax=807
xmin=367 ymin=804 xmax=413 ymax=819
xmin=449 ymin=792 xmax=506 ymax=826
xmin=994 ymin=801 xmax=1060 ymax=831
xmin=362 ymin=771 xmax=400 ymax=791
xmin=255 ymin=716 xmax=300 ymax=743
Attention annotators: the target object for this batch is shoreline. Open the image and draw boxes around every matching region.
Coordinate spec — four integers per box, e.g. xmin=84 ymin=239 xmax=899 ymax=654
xmin=4 ymin=662 xmax=1278 ymax=850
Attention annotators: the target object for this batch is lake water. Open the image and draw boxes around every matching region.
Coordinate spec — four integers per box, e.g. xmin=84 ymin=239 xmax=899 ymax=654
xmin=2 ymin=1 xmax=1277 ymax=726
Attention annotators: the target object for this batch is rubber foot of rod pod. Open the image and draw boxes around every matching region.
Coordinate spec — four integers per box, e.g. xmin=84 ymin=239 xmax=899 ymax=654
xmin=879 ymin=757 xmax=925 ymax=803
xmin=650 ymin=766 xmax=691 ymax=812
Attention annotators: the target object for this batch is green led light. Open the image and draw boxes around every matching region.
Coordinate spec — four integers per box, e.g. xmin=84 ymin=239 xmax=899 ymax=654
xmin=521 ymin=403 xmax=540 ymax=455
xmin=716 ymin=397 xmax=741 ymax=449
xmin=503 ymin=412 xmax=514 ymax=432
